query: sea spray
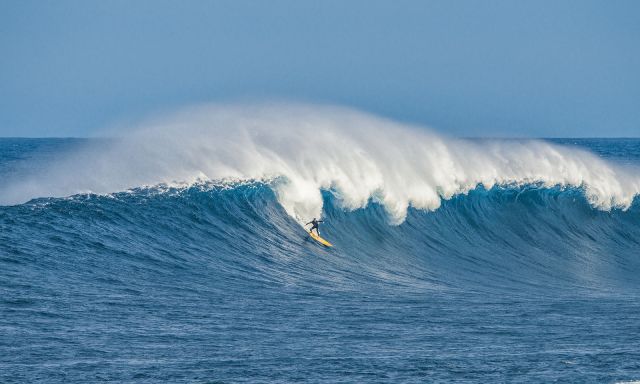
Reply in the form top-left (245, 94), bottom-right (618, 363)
top-left (1, 103), bottom-right (638, 224)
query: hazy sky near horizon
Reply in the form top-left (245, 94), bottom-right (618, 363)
top-left (1, 0), bottom-right (639, 137)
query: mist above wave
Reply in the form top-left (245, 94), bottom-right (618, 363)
top-left (1, 103), bottom-right (638, 223)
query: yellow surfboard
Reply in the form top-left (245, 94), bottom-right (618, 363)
top-left (309, 231), bottom-right (333, 247)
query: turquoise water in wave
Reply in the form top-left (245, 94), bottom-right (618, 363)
top-left (1, 138), bottom-right (640, 383)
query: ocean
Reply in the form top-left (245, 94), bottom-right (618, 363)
top-left (1, 107), bottom-right (640, 383)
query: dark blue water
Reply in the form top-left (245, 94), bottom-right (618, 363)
top-left (1, 138), bottom-right (640, 383)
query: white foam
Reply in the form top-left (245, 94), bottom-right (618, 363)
top-left (2, 103), bottom-right (639, 223)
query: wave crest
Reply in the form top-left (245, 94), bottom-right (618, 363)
top-left (1, 103), bottom-right (639, 223)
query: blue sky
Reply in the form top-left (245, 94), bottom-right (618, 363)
top-left (1, 0), bottom-right (639, 137)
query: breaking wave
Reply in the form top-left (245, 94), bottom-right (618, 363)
top-left (1, 103), bottom-right (639, 226)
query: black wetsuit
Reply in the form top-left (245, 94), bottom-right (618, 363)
top-left (306, 218), bottom-right (323, 235)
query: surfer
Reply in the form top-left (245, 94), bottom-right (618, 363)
top-left (305, 218), bottom-right (324, 236)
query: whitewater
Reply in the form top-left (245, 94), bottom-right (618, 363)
top-left (2, 104), bottom-right (640, 383)
top-left (2, 104), bottom-right (638, 223)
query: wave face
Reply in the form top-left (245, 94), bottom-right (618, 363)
top-left (2, 110), bottom-right (640, 382)
top-left (4, 181), bottom-right (639, 294)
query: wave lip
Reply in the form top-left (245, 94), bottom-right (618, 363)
top-left (1, 103), bottom-right (639, 225)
